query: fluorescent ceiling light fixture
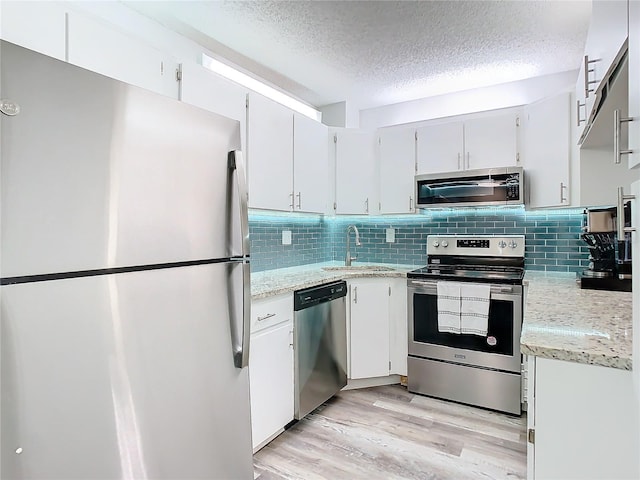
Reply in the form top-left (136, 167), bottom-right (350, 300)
top-left (202, 53), bottom-right (321, 121)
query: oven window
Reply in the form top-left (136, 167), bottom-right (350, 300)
top-left (413, 293), bottom-right (514, 356)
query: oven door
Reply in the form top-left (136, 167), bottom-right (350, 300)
top-left (408, 279), bottom-right (522, 373)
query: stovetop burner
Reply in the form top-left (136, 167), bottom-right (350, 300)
top-left (408, 235), bottom-right (526, 285)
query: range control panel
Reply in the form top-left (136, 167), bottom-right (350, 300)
top-left (427, 235), bottom-right (525, 257)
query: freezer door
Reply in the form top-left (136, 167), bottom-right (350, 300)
top-left (0, 41), bottom-right (245, 278)
top-left (1, 262), bottom-right (253, 479)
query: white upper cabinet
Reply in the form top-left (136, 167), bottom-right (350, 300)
top-left (463, 112), bottom-right (520, 170)
top-left (416, 122), bottom-right (464, 174)
top-left (577, 0), bottom-right (628, 139)
top-left (293, 114), bottom-right (329, 214)
top-left (378, 127), bottom-right (416, 214)
top-left (334, 129), bottom-right (376, 215)
top-left (416, 111), bottom-right (519, 174)
top-left (247, 93), bottom-right (294, 211)
top-left (0, 1), bottom-right (66, 60)
top-left (628, 0), bottom-right (640, 169)
top-left (522, 92), bottom-right (571, 208)
top-left (179, 62), bottom-right (248, 153)
top-left (66, 12), bottom-right (179, 99)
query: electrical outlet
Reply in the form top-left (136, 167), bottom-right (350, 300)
top-left (386, 228), bottom-right (395, 243)
top-left (282, 230), bottom-right (292, 245)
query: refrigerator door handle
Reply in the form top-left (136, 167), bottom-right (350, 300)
top-left (228, 150), bottom-right (250, 258)
top-left (233, 260), bottom-right (251, 369)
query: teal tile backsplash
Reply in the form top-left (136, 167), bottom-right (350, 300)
top-left (249, 207), bottom-right (589, 273)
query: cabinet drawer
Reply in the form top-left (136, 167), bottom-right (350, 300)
top-left (251, 294), bottom-right (293, 334)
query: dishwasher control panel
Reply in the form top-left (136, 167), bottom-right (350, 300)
top-left (293, 280), bottom-right (347, 310)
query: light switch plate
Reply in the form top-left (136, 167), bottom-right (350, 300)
top-left (385, 228), bottom-right (395, 243)
top-left (282, 230), bottom-right (292, 245)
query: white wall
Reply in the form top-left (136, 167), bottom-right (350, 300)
top-left (359, 70), bottom-right (579, 130)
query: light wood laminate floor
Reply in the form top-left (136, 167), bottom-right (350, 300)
top-left (253, 385), bottom-right (526, 480)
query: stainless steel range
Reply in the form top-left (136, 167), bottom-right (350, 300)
top-left (407, 235), bottom-right (525, 415)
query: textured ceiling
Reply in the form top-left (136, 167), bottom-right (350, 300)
top-left (125, 0), bottom-right (591, 111)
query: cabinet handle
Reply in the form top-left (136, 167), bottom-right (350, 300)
top-left (584, 55), bottom-right (598, 98)
top-left (353, 286), bottom-right (358, 304)
top-left (409, 196), bottom-right (413, 211)
top-left (365, 198), bottom-right (369, 213)
top-left (466, 152), bottom-right (470, 169)
top-left (289, 329), bottom-right (294, 348)
top-left (614, 109), bottom-right (634, 164)
top-left (576, 100), bottom-right (586, 126)
top-left (560, 182), bottom-right (567, 203)
top-left (617, 187), bottom-right (636, 240)
top-left (289, 192), bottom-right (294, 209)
top-left (257, 313), bottom-right (276, 322)
top-left (296, 191), bottom-right (301, 209)
top-left (457, 153), bottom-right (461, 170)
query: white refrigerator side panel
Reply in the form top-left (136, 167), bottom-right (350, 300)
top-left (1, 41), bottom-right (243, 278)
top-left (1, 263), bottom-right (253, 479)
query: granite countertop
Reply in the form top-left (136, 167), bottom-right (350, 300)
top-left (521, 271), bottom-right (633, 370)
top-left (251, 261), bottom-right (419, 299)
top-left (252, 263), bottom-right (634, 370)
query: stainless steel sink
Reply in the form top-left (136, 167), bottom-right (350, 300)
top-left (322, 265), bottom-right (395, 272)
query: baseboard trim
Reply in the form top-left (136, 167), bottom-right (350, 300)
top-left (343, 375), bottom-right (402, 390)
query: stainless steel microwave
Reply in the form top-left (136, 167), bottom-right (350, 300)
top-left (415, 167), bottom-right (525, 208)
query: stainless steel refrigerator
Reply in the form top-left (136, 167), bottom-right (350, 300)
top-left (0, 41), bottom-right (253, 479)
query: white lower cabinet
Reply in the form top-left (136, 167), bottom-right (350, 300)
top-left (527, 356), bottom-right (639, 480)
top-left (249, 295), bottom-right (294, 451)
top-left (348, 279), bottom-right (390, 379)
top-left (388, 278), bottom-right (408, 376)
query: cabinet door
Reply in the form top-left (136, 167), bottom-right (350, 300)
top-left (522, 92), bottom-right (571, 208)
top-left (247, 93), bottom-right (294, 211)
top-left (180, 62), bottom-right (247, 153)
top-left (463, 113), bottom-right (519, 170)
top-left (249, 321), bottom-right (294, 451)
top-left (629, 0), bottom-right (640, 169)
top-left (388, 279), bottom-right (408, 376)
top-left (349, 280), bottom-right (390, 379)
top-left (584, 0), bottom-right (628, 112)
top-left (378, 128), bottom-right (416, 214)
top-left (66, 12), bottom-right (179, 99)
top-left (335, 130), bottom-right (376, 215)
top-left (293, 114), bottom-right (329, 214)
top-left (0, 1), bottom-right (66, 60)
top-left (534, 358), bottom-right (639, 480)
top-left (416, 122), bottom-right (463, 174)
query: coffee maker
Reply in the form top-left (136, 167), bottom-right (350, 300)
top-left (579, 204), bottom-right (632, 292)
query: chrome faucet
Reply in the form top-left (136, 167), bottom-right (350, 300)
top-left (345, 225), bottom-right (361, 266)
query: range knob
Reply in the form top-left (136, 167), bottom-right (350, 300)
top-left (498, 240), bottom-right (507, 248)
top-left (509, 240), bottom-right (518, 249)
top-left (432, 240), bottom-right (440, 248)
top-left (441, 240), bottom-right (449, 248)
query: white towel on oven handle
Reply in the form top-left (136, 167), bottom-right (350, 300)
top-left (460, 283), bottom-right (491, 336)
top-left (437, 281), bottom-right (461, 334)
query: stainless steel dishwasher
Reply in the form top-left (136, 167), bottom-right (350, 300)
top-left (293, 280), bottom-right (348, 420)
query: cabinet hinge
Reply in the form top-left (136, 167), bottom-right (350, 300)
top-left (333, 133), bottom-right (337, 143)
top-left (516, 152), bottom-right (520, 163)
top-left (516, 116), bottom-right (521, 127)
top-left (175, 65), bottom-right (182, 82)
top-left (527, 428), bottom-right (535, 444)
top-left (415, 130), bottom-right (418, 141)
